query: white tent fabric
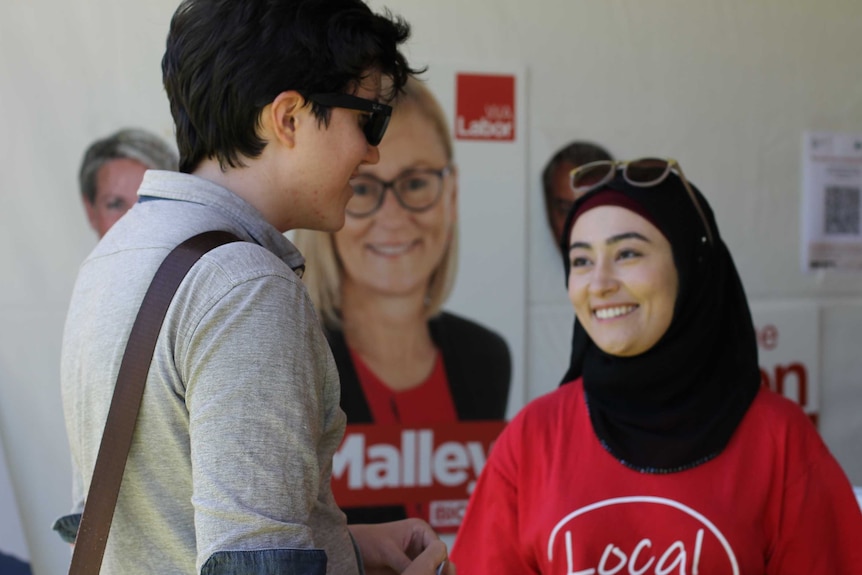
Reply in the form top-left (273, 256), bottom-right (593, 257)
top-left (2, 1), bottom-right (862, 573)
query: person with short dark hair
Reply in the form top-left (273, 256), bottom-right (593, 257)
top-left (78, 127), bottom-right (177, 237)
top-left (541, 141), bottom-right (613, 253)
top-left (55, 1), bottom-right (452, 573)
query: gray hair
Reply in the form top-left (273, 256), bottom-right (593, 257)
top-left (79, 128), bottom-right (178, 203)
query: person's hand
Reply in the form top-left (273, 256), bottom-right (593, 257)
top-left (348, 518), bottom-right (456, 575)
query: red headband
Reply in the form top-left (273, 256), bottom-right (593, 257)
top-left (567, 188), bottom-right (665, 242)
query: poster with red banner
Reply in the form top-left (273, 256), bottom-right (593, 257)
top-left (332, 421), bottom-right (506, 533)
top-left (320, 63), bottom-right (527, 542)
top-left (749, 301), bottom-right (819, 425)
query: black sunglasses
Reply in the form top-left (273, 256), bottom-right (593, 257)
top-left (306, 93), bottom-right (392, 146)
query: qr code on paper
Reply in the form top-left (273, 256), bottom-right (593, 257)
top-left (824, 185), bottom-right (861, 235)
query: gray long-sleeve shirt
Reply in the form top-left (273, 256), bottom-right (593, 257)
top-left (57, 171), bottom-right (360, 574)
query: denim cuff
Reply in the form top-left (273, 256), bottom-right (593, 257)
top-left (201, 548), bottom-right (327, 575)
top-left (52, 515), bottom-right (332, 575)
top-left (52, 513), bottom-right (81, 544)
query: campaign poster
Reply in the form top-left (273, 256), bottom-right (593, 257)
top-left (331, 64), bottom-right (528, 541)
top-left (749, 301), bottom-right (820, 425)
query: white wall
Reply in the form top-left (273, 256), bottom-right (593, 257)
top-left (1, 1), bottom-right (860, 573)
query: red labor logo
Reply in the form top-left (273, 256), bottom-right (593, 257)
top-left (455, 73), bottom-right (516, 142)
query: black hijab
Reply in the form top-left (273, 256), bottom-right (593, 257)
top-left (559, 171), bottom-right (760, 473)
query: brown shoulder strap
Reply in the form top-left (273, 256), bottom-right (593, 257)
top-left (69, 230), bottom-right (242, 575)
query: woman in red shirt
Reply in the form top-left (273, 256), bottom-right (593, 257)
top-left (451, 158), bottom-right (862, 574)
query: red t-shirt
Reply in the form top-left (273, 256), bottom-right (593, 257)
top-left (451, 380), bottom-right (862, 574)
top-left (351, 350), bottom-right (459, 529)
top-left (352, 350), bottom-right (458, 425)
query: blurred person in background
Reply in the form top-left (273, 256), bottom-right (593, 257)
top-left (78, 127), bottom-right (177, 237)
top-left (541, 140), bottom-right (613, 253)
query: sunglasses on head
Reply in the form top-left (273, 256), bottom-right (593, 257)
top-left (306, 93), bottom-right (392, 146)
top-left (569, 158), bottom-right (715, 246)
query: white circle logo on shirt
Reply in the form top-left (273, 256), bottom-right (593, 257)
top-left (547, 496), bottom-right (739, 575)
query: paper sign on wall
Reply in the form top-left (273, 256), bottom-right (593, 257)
top-left (801, 131), bottom-right (862, 272)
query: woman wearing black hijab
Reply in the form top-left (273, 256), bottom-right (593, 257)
top-left (451, 159), bottom-right (862, 574)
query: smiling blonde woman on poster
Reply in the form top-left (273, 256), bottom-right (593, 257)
top-left (294, 77), bottom-right (511, 532)
top-left (450, 158), bottom-right (862, 573)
